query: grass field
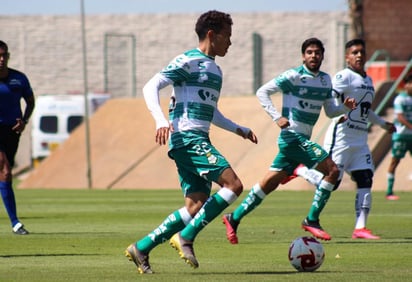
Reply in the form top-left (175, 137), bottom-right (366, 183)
top-left (0, 188), bottom-right (411, 281)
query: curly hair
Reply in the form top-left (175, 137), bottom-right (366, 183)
top-left (301, 37), bottom-right (325, 54)
top-left (195, 10), bottom-right (233, 40)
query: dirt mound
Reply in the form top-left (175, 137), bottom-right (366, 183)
top-left (19, 96), bottom-right (411, 192)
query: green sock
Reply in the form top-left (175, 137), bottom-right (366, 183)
top-left (181, 192), bottom-right (229, 241)
top-left (307, 181), bottom-right (333, 222)
top-left (137, 209), bottom-right (187, 253)
top-left (232, 184), bottom-right (265, 222)
top-left (387, 173), bottom-right (394, 195)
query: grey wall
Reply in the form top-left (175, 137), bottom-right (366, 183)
top-left (1, 12), bottom-right (348, 97)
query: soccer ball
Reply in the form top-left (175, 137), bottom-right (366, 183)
top-left (288, 236), bottom-right (325, 272)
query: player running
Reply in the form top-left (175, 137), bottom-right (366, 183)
top-left (125, 10), bottom-right (257, 274)
top-left (222, 38), bottom-right (356, 243)
top-left (386, 74), bottom-right (412, 200)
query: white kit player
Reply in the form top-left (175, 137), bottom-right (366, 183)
top-left (294, 39), bottom-right (395, 239)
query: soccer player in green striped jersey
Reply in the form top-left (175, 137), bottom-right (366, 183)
top-left (125, 10), bottom-right (257, 274)
top-left (386, 73), bottom-right (412, 200)
top-left (223, 38), bottom-right (356, 243)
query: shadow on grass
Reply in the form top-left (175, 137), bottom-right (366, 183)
top-left (23, 232), bottom-right (119, 235)
top-left (334, 239), bottom-right (412, 244)
top-left (244, 271), bottom-right (329, 275)
top-left (0, 253), bottom-right (100, 258)
top-left (168, 270), bottom-right (337, 275)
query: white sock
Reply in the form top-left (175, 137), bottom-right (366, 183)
top-left (178, 207), bottom-right (193, 225)
top-left (252, 183), bottom-right (267, 199)
top-left (355, 188), bottom-right (371, 229)
top-left (297, 166), bottom-right (324, 186)
top-left (217, 187), bottom-right (238, 204)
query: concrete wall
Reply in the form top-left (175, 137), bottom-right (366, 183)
top-left (0, 12), bottom-right (348, 97)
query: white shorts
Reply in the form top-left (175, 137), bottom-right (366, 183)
top-left (330, 144), bottom-right (374, 180)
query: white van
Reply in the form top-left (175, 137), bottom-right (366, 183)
top-left (31, 93), bottom-right (110, 166)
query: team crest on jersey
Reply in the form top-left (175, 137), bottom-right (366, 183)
top-left (347, 91), bottom-right (373, 124)
top-left (320, 76), bottom-right (328, 86)
top-left (335, 74), bottom-right (343, 81)
top-left (312, 146), bottom-right (323, 157)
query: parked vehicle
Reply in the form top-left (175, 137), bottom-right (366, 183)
top-left (31, 93), bottom-right (110, 166)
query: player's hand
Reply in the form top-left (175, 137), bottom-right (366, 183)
top-left (343, 97), bottom-right (357, 110)
top-left (236, 128), bottom-right (258, 144)
top-left (155, 124), bottom-right (173, 145)
top-left (383, 122), bottom-right (396, 134)
top-left (276, 117), bottom-right (290, 129)
top-left (12, 118), bottom-right (26, 134)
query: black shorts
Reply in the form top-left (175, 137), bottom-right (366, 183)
top-left (0, 125), bottom-right (20, 167)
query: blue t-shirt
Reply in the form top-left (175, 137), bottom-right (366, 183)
top-left (0, 68), bottom-right (33, 125)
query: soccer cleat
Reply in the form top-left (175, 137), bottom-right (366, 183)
top-left (12, 223), bottom-right (29, 235)
top-left (301, 218), bottom-right (332, 241)
top-left (385, 194), bottom-right (399, 201)
top-left (124, 244), bottom-right (153, 274)
top-left (169, 232), bottom-right (199, 269)
top-left (352, 228), bottom-right (380, 240)
top-left (222, 213), bottom-right (239, 244)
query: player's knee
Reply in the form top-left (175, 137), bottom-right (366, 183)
top-left (219, 168), bottom-right (243, 196)
top-left (186, 202), bottom-right (203, 216)
top-left (230, 179), bottom-right (243, 196)
top-left (326, 164), bottom-right (340, 182)
top-left (0, 170), bottom-right (11, 182)
top-left (351, 169), bottom-right (373, 187)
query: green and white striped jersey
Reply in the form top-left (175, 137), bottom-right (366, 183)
top-left (144, 48), bottom-right (244, 150)
top-left (257, 65), bottom-right (346, 142)
top-left (393, 92), bottom-right (412, 141)
top-left (162, 49), bottom-right (221, 149)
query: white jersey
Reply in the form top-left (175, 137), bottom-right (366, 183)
top-left (324, 68), bottom-right (386, 151)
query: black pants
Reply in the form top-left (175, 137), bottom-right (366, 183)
top-left (0, 125), bottom-right (20, 167)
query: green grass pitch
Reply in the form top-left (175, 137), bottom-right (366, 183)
top-left (0, 188), bottom-right (411, 281)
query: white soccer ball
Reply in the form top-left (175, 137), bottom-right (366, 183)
top-left (288, 236), bottom-right (325, 272)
